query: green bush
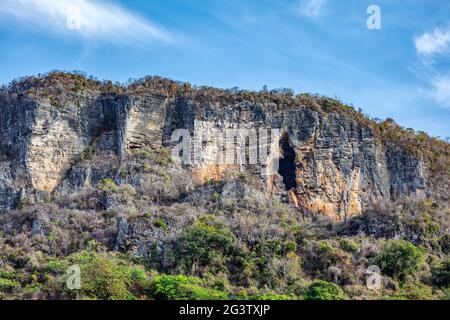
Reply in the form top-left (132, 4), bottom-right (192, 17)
top-left (374, 240), bottom-right (425, 280)
top-left (383, 282), bottom-right (434, 300)
top-left (256, 240), bottom-right (297, 257)
top-left (338, 239), bottom-right (359, 253)
top-left (97, 178), bottom-right (117, 191)
top-left (177, 222), bottom-right (236, 271)
top-left (303, 280), bottom-right (347, 300)
top-left (398, 282), bottom-right (434, 300)
top-left (439, 234), bottom-right (450, 254)
top-left (302, 240), bottom-right (349, 276)
top-left (150, 275), bottom-right (228, 300)
top-left (154, 218), bottom-right (168, 231)
top-left (442, 288), bottom-right (450, 300)
top-left (251, 240), bottom-right (300, 288)
top-left (432, 259), bottom-right (450, 288)
top-left (0, 278), bottom-right (20, 292)
top-left (68, 251), bottom-right (148, 300)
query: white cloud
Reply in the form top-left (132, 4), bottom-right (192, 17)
top-left (296, 0), bottom-right (326, 18)
top-left (414, 27), bottom-right (450, 56)
top-left (413, 26), bottom-right (450, 110)
top-left (0, 0), bottom-right (172, 44)
top-left (430, 76), bottom-right (450, 109)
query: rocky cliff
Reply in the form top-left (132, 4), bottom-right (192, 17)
top-left (0, 72), bottom-right (439, 221)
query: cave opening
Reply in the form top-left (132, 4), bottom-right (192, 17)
top-left (278, 135), bottom-right (297, 190)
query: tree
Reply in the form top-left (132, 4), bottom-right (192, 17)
top-left (374, 240), bottom-right (425, 280)
top-left (177, 222), bottom-right (235, 273)
top-left (303, 280), bottom-right (347, 300)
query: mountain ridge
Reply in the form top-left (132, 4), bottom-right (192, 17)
top-left (0, 71), bottom-right (448, 217)
top-left (0, 71), bottom-right (449, 300)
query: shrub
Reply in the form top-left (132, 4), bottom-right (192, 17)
top-left (303, 280), bottom-right (347, 300)
top-left (398, 282), bottom-right (434, 300)
top-left (44, 258), bottom-right (67, 273)
top-left (0, 278), bottom-right (20, 292)
top-left (97, 178), bottom-right (117, 191)
top-left (302, 240), bottom-right (350, 276)
top-left (177, 222), bottom-right (236, 272)
top-left (68, 251), bottom-right (148, 300)
top-left (439, 234), bottom-right (450, 254)
top-left (154, 218), bottom-right (168, 231)
top-left (338, 238), bottom-right (359, 253)
top-left (251, 240), bottom-right (300, 288)
top-left (256, 240), bottom-right (297, 257)
top-left (374, 240), bottom-right (425, 280)
top-left (442, 288), bottom-right (450, 300)
top-left (150, 275), bottom-right (228, 300)
top-left (431, 259), bottom-right (450, 288)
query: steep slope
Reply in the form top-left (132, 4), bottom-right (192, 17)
top-left (0, 72), bottom-right (440, 220)
top-left (0, 72), bottom-right (449, 300)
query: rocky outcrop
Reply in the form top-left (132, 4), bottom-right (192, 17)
top-left (0, 74), bottom-right (430, 220)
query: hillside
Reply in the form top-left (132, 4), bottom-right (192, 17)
top-left (0, 71), bottom-right (449, 300)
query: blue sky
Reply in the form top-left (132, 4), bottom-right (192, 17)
top-left (0, 0), bottom-right (449, 138)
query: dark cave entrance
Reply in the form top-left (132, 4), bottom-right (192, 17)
top-left (278, 135), bottom-right (297, 190)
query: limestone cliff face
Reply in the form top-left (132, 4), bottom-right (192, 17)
top-left (0, 75), bottom-right (429, 220)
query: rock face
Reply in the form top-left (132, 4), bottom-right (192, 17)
top-left (0, 74), bottom-right (429, 220)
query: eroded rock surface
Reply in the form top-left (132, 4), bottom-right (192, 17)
top-left (0, 74), bottom-right (430, 220)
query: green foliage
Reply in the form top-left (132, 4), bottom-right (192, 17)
top-left (68, 251), bottom-right (149, 300)
top-left (24, 282), bottom-right (41, 295)
top-left (431, 259), bottom-right (450, 288)
top-left (256, 240), bottom-right (297, 257)
top-left (150, 275), bottom-right (228, 300)
top-left (132, 149), bottom-right (152, 159)
top-left (97, 178), bottom-right (117, 191)
top-left (302, 240), bottom-right (349, 276)
top-left (131, 147), bottom-right (172, 166)
top-left (303, 280), bottom-right (347, 300)
top-left (211, 191), bottom-right (221, 201)
top-left (397, 282), bottom-right (434, 300)
top-left (374, 240), bottom-right (425, 280)
top-left (156, 148), bottom-right (172, 166)
top-left (439, 234), bottom-right (450, 254)
top-left (177, 221), bottom-right (236, 271)
top-left (154, 218), bottom-right (168, 231)
top-left (338, 238), bottom-right (359, 253)
top-left (49, 96), bottom-right (61, 109)
top-left (0, 277), bottom-right (20, 292)
top-left (44, 258), bottom-right (67, 273)
top-left (251, 240), bottom-right (300, 288)
top-left (442, 288), bottom-right (450, 300)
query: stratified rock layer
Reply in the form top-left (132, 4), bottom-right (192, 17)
top-left (0, 75), bottom-right (428, 220)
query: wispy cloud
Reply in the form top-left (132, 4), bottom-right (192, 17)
top-left (430, 76), bottom-right (450, 109)
top-left (413, 26), bottom-right (450, 109)
top-left (0, 0), bottom-right (172, 44)
top-left (414, 26), bottom-right (450, 56)
top-left (296, 0), bottom-right (327, 18)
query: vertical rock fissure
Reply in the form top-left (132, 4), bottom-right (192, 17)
top-left (279, 135), bottom-right (297, 190)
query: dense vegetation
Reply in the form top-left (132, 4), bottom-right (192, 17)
top-left (0, 71), bottom-right (449, 300)
top-left (0, 144), bottom-right (447, 300)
